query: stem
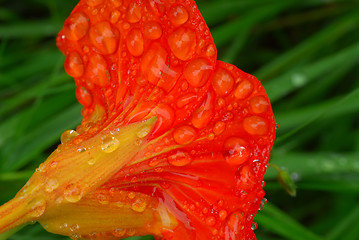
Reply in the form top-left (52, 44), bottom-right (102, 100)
top-left (0, 223), bottom-right (27, 240)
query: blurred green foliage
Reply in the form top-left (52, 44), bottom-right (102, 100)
top-left (1, 0), bottom-right (359, 239)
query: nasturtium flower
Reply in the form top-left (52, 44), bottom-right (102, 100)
top-left (0, 0), bottom-right (275, 239)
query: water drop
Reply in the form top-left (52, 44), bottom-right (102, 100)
top-left (86, 0), bottom-right (104, 6)
top-left (87, 157), bottom-right (96, 165)
top-left (137, 124), bottom-right (152, 139)
top-left (89, 22), bottom-right (118, 54)
top-left (101, 136), bottom-right (120, 153)
top-left (76, 86), bottom-right (93, 107)
top-left (131, 198), bottom-right (147, 212)
top-left (65, 52), bottom-right (84, 78)
top-left (206, 216), bottom-right (216, 226)
top-left (126, 28), bottom-right (144, 57)
top-left (45, 178), bottom-right (59, 193)
top-left (97, 193), bottom-right (109, 205)
top-left (64, 184), bottom-right (83, 203)
top-left (184, 58), bottom-right (213, 87)
top-left (28, 198), bottom-right (46, 218)
top-left (243, 116), bottom-right (268, 135)
top-left (234, 80), bottom-right (253, 99)
top-left (169, 4), bottom-right (189, 25)
top-left (63, 12), bottom-right (89, 41)
top-left (173, 125), bottom-right (196, 145)
top-left (219, 210), bottom-right (227, 221)
top-left (144, 21), bottom-right (162, 40)
top-left (113, 228), bottom-right (126, 237)
top-left (61, 130), bottom-right (79, 144)
top-left (213, 121), bottom-right (226, 135)
top-left (212, 67), bottom-right (234, 96)
top-left (224, 137), bottom-right (251, 165)
top-left (249, 96), bottom-right (269, 114)
top-left (127, 2), bottom-right (141, 23)
top-left (168, 27), bottom-right (196, 60)
top-left (251, 222), bottom-right (258, 230)
top-left (168, 151), bottom-right (192, 167)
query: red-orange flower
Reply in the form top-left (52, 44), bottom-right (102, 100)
top-left (0, 0), bottom-right (275, 239)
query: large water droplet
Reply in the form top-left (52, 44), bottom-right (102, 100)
top-left (137, 124), bottom-right (152, 139)
top-left (61, 130), bottom-right (79, 144)
top-left (144, 21), bottom-right (162, 40)
top-left (127, 2), bottom-right (142, 23)
top-left (126, 28), bottom-right (144, 57)
top-left (63, 12), bottom-right (89, 41)
top-left (28, 198), bottom-right (46, 218)
top-left (45, 178), bottom-right (59, 193)
top-left (101, 136), bottom-right (120, 153)
top-left (234, 80), bottom-right (253, 99)
top-left (168, 27), bottom-right (196, 61)
top-left (243, 116), bottom-right (268, 135)
top-left (249, 96), bottom-right (269, 114)
top-left (64, 184), bottom-right (83, 203)
top-left (173, 125), bottom-right (196, 145)
top-left (89, 22), bottom-right (118, 54)
top-left (212, 67), bottom-right (234, 96)
top-left (131, 198), bottom-right (147, 212)
top-left (224, 137), bottom-right (251, 165)
top-left (168, 151), bottom-right (192, 167)
top-left (65, 52), bottom-right (84, 78)
top-left (169, 4), bottom-right (189, 25)
top-left (206, 216), bottom-right (216, 226)
top-left (184, 58), bottom-right (213, 87)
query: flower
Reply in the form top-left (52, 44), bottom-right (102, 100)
top-left (0, 0), bottom-right (275, 239)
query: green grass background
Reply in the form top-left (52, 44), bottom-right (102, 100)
top-left (1, 0), bottom-right (359, 239)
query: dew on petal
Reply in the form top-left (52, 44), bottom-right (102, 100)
top-left (86, 0), bottom-right (104, 6)
top-left (224, 137), bottom-right (250, 165)
top-left (234, 80), bottom-right (253, 99)
top-left (131, 198), bottom-right (147, 212)
top-left (137, 124), bottom-right (152, 139)
top-left (64, 184), bottom-right (83, 203)
top-left (89, 22), bottom-right (118, 54)
top-left (110, 10), bottom-right (121, 24)
top-left (173, 125), bottom-right (196, 145)
top-left (126, 28), bottom-right (144, 57)
top-left (213, 121), bottom-right (226, 135)
top-left (168, 151), bottom-right (192, 167)
top-left (63, 12), bottom-right (89, 41)
top-left (219, 210), bottom-right (228, 221)
top-left (212, 67), bottom-right (234, 96)
top-left (206, 216), bottom-right (216, 226)
top-left (28, 198), bottom-right (46, 219)
top-left (184, 58), bottom-right (213, 87)
top-left (168, 27), bottom-right (196, 61)
top-left (169, 4), bottom-right (189, 26)
top-left (243, 116), bottom-right (268, 135)
top-left (60, 130), bottom-right (79, 144)
top-left (176, 93), bottom-right (197, 108)
top-left (250, 96), bottom-right (269, 114)
top-left (64, 52), bottom-right (84, 78)
top-left (45, 178), bottom-right (59, 193)
top-left (76, 87), bottom-right (93, 107)
top-left (87, 53), bottom-right (110, 87)
top-left (113, 228), bottom-right (126, 237)
top-left (144, 21), bottom-right (162, 40)
top-left (101, 136), bottom-right (120, 153)
top-left (127, 2), bottom-right (141, 23)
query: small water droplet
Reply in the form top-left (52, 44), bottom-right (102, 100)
top-left (87, 157), bottom-right (97, 165)
top-left (131, 198), bottom-right (147, 212)
top-left (206, 216), bottom-right (216, 226)
top-left (112, 228), bottom-right (126, 237)
top-left (168, 151), bottom-right (192, 167)
top-left (61, 130), bottom-right (79, 143)
top-left (101, 136), bottom-right (120, 153)
top-left (28, 198), bottom-right (46, 218)
top-left (251, 222), bottom-right (258, 230)
top-left (97, 193), bottom-right (109, 205)
top-left (168, 27), bottom-right (196, 61)
top-left (137, 125), bottom-right (152, 139)
top-left (45, 178), bottom-right (59, 193)
top-left (64, 184), bottom-right (83, 203)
